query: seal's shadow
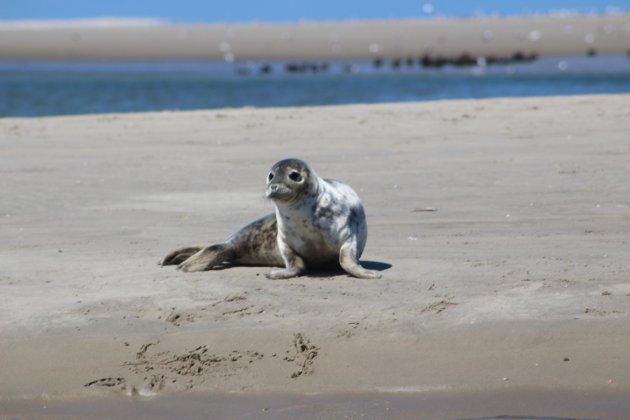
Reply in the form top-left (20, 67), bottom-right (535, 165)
top-left (208, 261), bottom-right (392, 278)
top-left (303, 260), bottom-right (392, 279)
top-left (360, 260), bottom-right (393, 271)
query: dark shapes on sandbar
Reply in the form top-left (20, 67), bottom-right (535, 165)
top-left (285, 61), bottom-right (330, 74)
top-left (419, 51), bottom-right (538, 68)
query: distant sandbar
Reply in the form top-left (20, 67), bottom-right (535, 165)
top-left (1, 14), bottom-right (629, 61)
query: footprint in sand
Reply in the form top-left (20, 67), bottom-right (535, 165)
top-left (138, 374), bottom-right (166, 397)
top-left (284, 333), bottom-right (319, 378)
top-left (84, 377), bottom-right (126, 388)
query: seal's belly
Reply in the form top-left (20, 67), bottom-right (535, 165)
top-left (283, 218), bottom-right (343, 267)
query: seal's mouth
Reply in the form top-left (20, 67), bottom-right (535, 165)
top-left (266, 184), bottom-right (293, 200)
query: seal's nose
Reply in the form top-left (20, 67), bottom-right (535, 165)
top-left (266, 183), bottom-right (279, 198)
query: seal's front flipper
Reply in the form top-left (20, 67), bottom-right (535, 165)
top-left (266, 241), bottom-right (305, 279)
top-left (178, 243), bottom-right (234, 272)
top-left (265, 265), bottom-right (304, 279)
top-left (339, 240), bottom-right (382, 279)
top-left (161, 246), bottom-right (203, 266)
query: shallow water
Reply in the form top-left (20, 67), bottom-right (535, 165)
top-left (1, 389), bottom-right (629, 420)
top-left (1, 56), bottom-right (630, 117)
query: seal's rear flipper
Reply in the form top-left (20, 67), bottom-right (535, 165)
top-left (178, 243), bottom-right (234, 272)
top-left (161, 246), bottom-right (203, 266)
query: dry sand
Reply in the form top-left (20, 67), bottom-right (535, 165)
top-left (1, 14), bottom-right (630, 60)
top-left (1, 94), bottom-right (630, 416)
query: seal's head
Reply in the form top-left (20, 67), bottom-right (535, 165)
top-left (266, 158), bottom-right (317, 203)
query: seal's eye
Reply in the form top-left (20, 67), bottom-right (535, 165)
top-left (288, 171), bottom-right (302, 182)
top-left (267, 172), bottom-right (274, 181)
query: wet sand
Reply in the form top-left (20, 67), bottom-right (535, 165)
top-left (1, 94), bottom-right (630, 417)
top-left (1, 14), bottom-right (629, 60)
top-left (3, 388), bottom-right (630, 420)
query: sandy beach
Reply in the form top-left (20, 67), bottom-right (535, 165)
top-left (1, 94), bottom-right (630, 417)
top-left (1, 14), bottom-right (630, 60)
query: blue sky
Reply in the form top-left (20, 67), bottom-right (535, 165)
top-left (1, 0), bottom-right (629, 23)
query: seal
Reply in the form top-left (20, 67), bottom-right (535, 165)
top-left (162, 158), bottom-right (381, 279)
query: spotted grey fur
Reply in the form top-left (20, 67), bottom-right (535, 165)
top-left (162, 158), bottom-right (381, 279)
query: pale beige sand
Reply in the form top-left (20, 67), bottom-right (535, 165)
top-left (1, 14), bottom-right (629, 60)
top-left (1, 95), bottom-right (630, 405)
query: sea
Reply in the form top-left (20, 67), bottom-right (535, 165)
top-left (1, 55), bottom-right (630, 117)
